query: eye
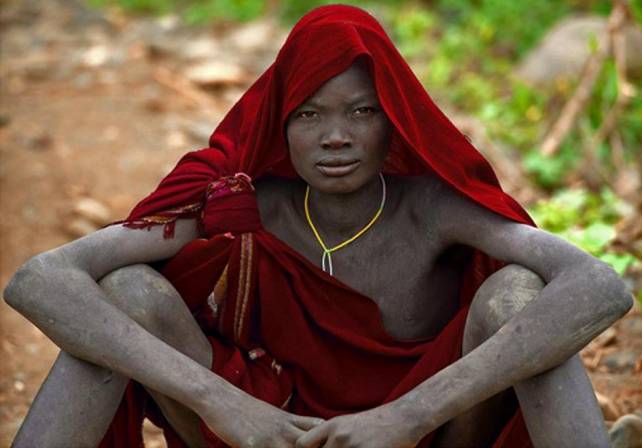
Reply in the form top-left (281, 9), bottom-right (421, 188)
top-left (295, 110), bottom-right (318, 119)
top-left (354, 106), bottom-right (377, 116)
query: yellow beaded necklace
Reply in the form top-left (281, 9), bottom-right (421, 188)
top-left (304, 173), bottom-right (386, 276)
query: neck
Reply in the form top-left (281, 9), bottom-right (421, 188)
top-left (306, 174), bottom-right (384, 243)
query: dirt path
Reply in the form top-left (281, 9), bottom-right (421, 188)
top-left (0, 1), bottom-right (640, 446)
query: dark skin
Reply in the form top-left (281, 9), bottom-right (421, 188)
top-left (4, 62), bottom-right (631, 447)
top-left (273, 65), bottom-right (461, 341)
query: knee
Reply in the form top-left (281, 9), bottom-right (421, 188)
top-left (464, 264), bottom-right (544, 350)
top-left (98, 264), bottom-right (183, 337)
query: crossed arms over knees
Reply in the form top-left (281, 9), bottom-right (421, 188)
top-left (294, 188), bottom-right (632, 447)
top-left (3, 221), bottom-right (324, 447)
top-left (3, 188), bottom-right (633, 447)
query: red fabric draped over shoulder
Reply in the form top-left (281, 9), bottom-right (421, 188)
top-left (122, 5), bottom-right (532, 232)
top-left (101, 5), bottom-right (534, 448)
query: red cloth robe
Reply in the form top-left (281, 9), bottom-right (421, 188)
top-left (100, 5), bottom-right (534, 447)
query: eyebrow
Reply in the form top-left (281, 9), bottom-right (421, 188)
top-left (299, 92), bottom-right (379, 108)
top-left (346, 92), bottom-right (379, 105)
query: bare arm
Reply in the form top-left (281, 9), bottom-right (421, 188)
top-left (3, 222), bottom-right (228, 418)
top-left (439, 187), bottom-right (632, 359)
top-left (391, 188), bottom-right (633, 435)
top-left (3, 221), bottom-right (321, 445)
top-left (296, 186), bottom-right (632, 447)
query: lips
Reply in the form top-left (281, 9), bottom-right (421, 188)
top-left (316, 158), bottom-right (361, 177)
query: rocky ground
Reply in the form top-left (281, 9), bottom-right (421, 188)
top-left (0, 0), bottom-right (640, 446)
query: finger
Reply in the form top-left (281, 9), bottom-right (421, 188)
top-left (293, 416), bottom-right (325, 430)
top-left (284, 424), bottom-right (306, 441)
top-left (295, 424), bottom-right (330, 448)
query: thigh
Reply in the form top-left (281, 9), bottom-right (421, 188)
top-left (99, 264), bottom-right (213, 365)
top-left (433, 265), bottom-right (543, 447)
top-left (99, 264), bottom-right (213, 447)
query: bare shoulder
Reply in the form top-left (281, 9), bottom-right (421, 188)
top-left (402, 174), bottom-right (469, 210)
top-left (402, 175), bottom-right (615, 284)
top-left (254, 175), bottom-right (303, 221)
top-left (394, 173), bottom-right (458, 229)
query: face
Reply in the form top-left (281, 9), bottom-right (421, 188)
top-left (286, 61), bottom-right (392, 194)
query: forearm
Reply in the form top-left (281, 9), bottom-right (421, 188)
top-left (396, 260), bottom-right (631, 437)
top-left (4, 256), bottom-right (248, 424)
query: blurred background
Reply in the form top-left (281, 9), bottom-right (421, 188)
top-left (0, 0), bottom-right (640, 445)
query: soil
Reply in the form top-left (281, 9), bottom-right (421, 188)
top-left (0, 1), bottom-right (640, 446)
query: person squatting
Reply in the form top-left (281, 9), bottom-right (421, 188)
top-left (5, 5), bottom-right (632, 448)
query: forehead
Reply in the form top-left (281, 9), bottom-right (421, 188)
top-left (302, 62), bottom-right (378, 105)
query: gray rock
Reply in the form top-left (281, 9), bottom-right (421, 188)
top-left (66, 218), bottom-right (100, 238)
top-left (602, 349), bottom-right (639, 372)
top-left (183, 37), bottom-right (221, 60)
top-left (126, 16), bottom-right (185, 60)
top-left (184, 61), bottom-right (249, 87)
top-left (516, 16), bottom-right (642, 85)
top-left (610, 414), bottom-right (642, 448)
top-left (620, 315), bottom-right (642, 337)
top-left (73, 198), bottom-right (112, 226)
top-left (224, 19), bottom-right (278, 52)
top-left (180, 120), bottom-right (214, 143)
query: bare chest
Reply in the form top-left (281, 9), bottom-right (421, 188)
top-left (256, 177), bottom-right (467, 341)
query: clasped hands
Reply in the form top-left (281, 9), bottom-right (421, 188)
top-left (294, 403), bottom-right (422, 448)
top-left (206, 394), bottom-right (423, 448)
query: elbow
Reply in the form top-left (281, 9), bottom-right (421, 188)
top-left (3, 254), bottom-right (50, 312)
top-left (590, 260), bottom-right (633, 322)
top-left (612, 285), bottom-right (633, 319)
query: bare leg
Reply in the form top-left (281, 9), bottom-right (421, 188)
top-left (435, 264), bottom-right (609, 447)
top-left (12, 351), bottom-right (128, 448)
top-left (12, 264), bottom-right (213, 448)
top-left (97, 265), bottom-right (213, 447)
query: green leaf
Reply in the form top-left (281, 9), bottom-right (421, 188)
top-left (576, 222), bottom-right (616, 254)
top-left (598, 253), bottom-right (636, 276)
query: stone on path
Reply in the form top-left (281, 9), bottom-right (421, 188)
top-left (73, 198), bottom-right (112, 226)
top-left (225, 19), bottom-right (278, 52)
top-left (602, 348), bottom-right (639, 373)
top-left (183, 37), bottom-right (221, 60)
top-left (66, 218), bottom-right (100, 238)
top-left (185, 61), bottom-right (249, 87)
top-left (610, 413), bottom-right (642, 448)
top-left (516, 16), bottom-right (642, 85)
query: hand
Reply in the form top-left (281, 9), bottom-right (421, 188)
top-left (295, 402), bottom-right (422, 448)
top-left (201, 392), bottom-right (324, 448)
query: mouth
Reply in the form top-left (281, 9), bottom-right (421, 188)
top-left (316, 158), bottom-right (361, 177)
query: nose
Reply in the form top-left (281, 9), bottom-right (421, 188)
top-left (320, 123), bottom-right (352, 150)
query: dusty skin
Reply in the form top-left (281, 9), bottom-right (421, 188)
top-left (4, 59), bottom-right (633, 448)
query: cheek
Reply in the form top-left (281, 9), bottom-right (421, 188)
top-left (366, 119), bottom-right (392, 159)
top-left (377, 116), bottom-right (393, 139)
top-left (286, 127), bottom-right (310, 168)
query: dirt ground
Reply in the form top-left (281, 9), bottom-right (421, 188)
top-left (0, 1), bottom-right (640, 446)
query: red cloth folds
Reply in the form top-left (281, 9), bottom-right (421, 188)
top-left (101, 5), bottom-right (534, 447)
top-left (201, 173), bottom-right (262, 236)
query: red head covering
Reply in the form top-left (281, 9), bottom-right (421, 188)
top-left (123, 4), bottom-right (533, 236)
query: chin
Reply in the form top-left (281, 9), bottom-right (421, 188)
top-left (315, 173), bottom-right (374, 195)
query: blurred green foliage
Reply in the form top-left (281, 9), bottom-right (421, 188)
top-left (87, 0), bottom-right (642, 287)
top-left (528, 188), bottom-right (637, 275)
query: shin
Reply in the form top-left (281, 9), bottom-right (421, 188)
top-left (12, 264), bottom-right (212, 448)
top-left (436, 264), bottom-right (608, 447)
